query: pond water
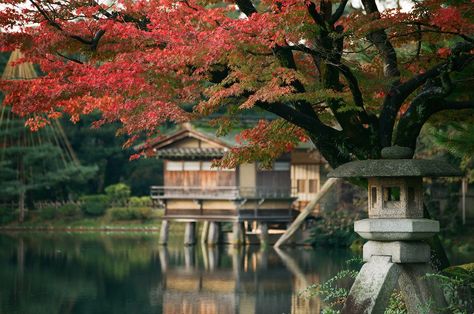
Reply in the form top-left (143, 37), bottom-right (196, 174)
top-left (0, 232), bottom-right (357, 314)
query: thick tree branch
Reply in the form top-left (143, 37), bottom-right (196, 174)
top-left (361, 0), bottom-right (400, 78)
top-left (255, 101), bottom-right (354, 167)
top-left (395, 97), bottom-right (474, 149)
top-left (379, 42), bottom-right (474, 147)
top-left (330, 0), bottom-right (348, 24)
top-left (305, 1), bottom-right (325, 27)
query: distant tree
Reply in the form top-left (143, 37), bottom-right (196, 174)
top-left (0, 106), bottom-right (96, 222)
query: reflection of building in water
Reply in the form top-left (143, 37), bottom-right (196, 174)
top-left (153, 246), bottom-right (319, 314)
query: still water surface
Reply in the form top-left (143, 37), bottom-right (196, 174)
top-left (0, 232), bottom-right (357, 314)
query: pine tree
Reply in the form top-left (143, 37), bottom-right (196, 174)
top-left (0, 51), bottom-right (96, 222)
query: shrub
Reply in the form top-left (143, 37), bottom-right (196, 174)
top-left (309, 210), bottom-right (365, 247)
top-left (79, 195), bottom-right (109, 216)
top-left (109, 206), bottom-right (154, 221)
top-left (109, 207), bottom-right (135, 220)
top-left (135, 207), bottom-right (153, 220)
top-left (129, 196), bottom-right (152, 207)
top-left (105, 183), bottom-right (131, 206)
top-left (40, 206), bottom-right (57, 220)
top-left (57, 203), bottom-right (81, 218)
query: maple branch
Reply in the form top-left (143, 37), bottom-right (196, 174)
top-left (305, 1), bottom-right (325, 27)
top-left (379, 42), bottom-right (474, 147)
top-left (255, 101), bottom-right (354, 167)
top-left (395, 97), bottom-right (474, 149)
top-left (56, 52), bottom-right (83, 64)
top-left (336, 63), bottom-right (364, 108)
top-left (360, 0), bottom-right (400, 78)
top-left (330, 0), bottom-right (348, 24)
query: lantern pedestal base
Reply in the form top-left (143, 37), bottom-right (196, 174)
top-left (342, 256), bottom-right (447, 314)
top-left (355, 218), bottom-right (439, 241)
top-left (363, 241), bottom-right (431, 263)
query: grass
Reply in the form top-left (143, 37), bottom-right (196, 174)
top-left (0, 208), bottom-right (168, 231)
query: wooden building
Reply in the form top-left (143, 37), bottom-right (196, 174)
top-left (146, 124), bottom-right (326, 245)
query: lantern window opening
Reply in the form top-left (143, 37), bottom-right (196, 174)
top-left (383, 186), bottom-right (401, 203)
top-left (371, 187), bottom-right (377, 208)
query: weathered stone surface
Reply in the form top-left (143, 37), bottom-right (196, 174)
top-left (342, 256), bottom-right (401, 314)
top-left (381, 146), bottom-right (414, 159)
top-left (328, 159), bottom-right (462, 178)
top-left (355, 219), bottom-right (439, 241)
top-left (363, 241), bottom-right (431, 263)
top-left (398, 263), bottom-right (448, 314)
top-left (368, 177), bottom-right (423, 219)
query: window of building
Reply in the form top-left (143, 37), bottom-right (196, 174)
top-left (183, 161), bottom-right (200, 171)
top-left (166, 161), bottom-right (183, 171)
top-left (201, 161), bottom-right (216, 171)
top-left (297, 179), bottom-right (306, 193)
top-left (274, 162), bottom-right (290, 171)
top-left (308, 179), bottom-right (319, 193)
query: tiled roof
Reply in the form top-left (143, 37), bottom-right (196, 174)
top-left (155, 147), bottom-right (226, 159)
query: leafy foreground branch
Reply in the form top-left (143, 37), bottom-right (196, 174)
top-left (300, 259), bottom-right (474, 313)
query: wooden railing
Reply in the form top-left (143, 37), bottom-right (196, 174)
top-left (150, 186), bottom-right (295, 200)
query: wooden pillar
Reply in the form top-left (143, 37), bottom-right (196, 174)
top-left (159, 220), bottom-right (169, 245)
top-left (259, 222), bottom-right (269, 247)
top-left (232, 222), bottom-right (245, 246)
top-left (184, 221), bottom-right (196, 246)
top-left (201, 221), bottom-right (210, 245)
top-left (208, 222), bottom-right (220, 246)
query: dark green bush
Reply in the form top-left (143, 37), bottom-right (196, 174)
top-left (57, 203), bottom-right (81, 218)
top-left (309, 210), bottom-right (365, 247)
top-left (109, 207), bottom-right (153, 221)
top-left (40, 206), bottom-right (57, 220)
top-left (129, 196), bottom-right (152, 207)
top-left (105, 183), bottom-right (131, 206)
top-left (135, 207), bottom-right (153, 220)
top-left (109, 207), bottom-right (135, 220)
top-left (79, 195), bottom-right (109, 216)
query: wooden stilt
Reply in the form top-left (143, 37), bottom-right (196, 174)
top-left (231, 222), bottom-right (245, 246)
top-left (259, 222), bottom-right (269, 247)
top-left (159, 220), bottom-right (169, 245)
top-left (184, 221), bottom-right (196, 246)
top-left (201, 221), bottom-right (210, 245)
top-left (208, 221), bottom-right (220, 246)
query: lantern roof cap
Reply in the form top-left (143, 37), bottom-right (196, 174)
top-left (328, 146), bottom-right (463, 178)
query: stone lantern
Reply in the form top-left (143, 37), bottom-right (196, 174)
top-left (328, 146), bottom-right (462, 314)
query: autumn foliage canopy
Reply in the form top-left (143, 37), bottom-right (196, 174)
top-left (0, 0), bottom-right (473, 167)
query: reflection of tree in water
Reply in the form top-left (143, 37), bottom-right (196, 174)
top-left (0, 234), bottom-right (356, 314)
top-left (0, 233), bottom-right (163, 314)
